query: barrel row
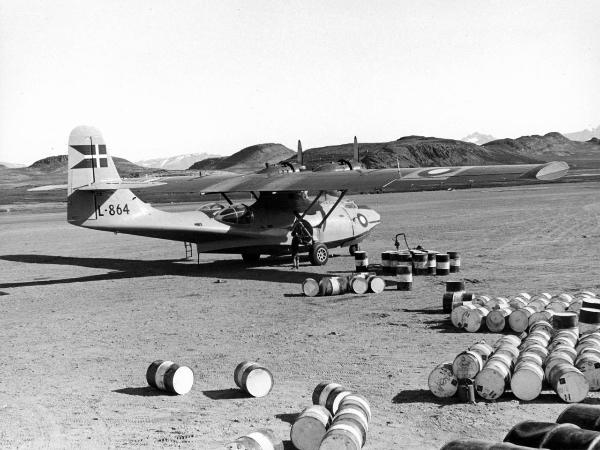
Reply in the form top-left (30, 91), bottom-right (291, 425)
top-left (446, 290), bottom-right (599, 334)
top-left (442, 403), bottom-right (600, 449)
top-left (378, 249), bottom-right (461, 276)
top-left (146, 359), bottom-right (273, 398)
top-left (302, 274), bottom-right (386, 297)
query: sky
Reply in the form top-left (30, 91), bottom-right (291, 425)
top-left (1, 0), bottom-right (599, 165)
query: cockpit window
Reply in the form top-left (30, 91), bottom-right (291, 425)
top-left (197, 202), bottom-right (226, 218)
top-left (214, 203), bottom-right (254, 224)
top-left (343, 201), bottom-right (358, 208)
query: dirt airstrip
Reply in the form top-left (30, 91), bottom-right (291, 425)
top-left (1, 182), bottom-right (600, 449)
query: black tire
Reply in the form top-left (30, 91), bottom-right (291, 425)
top-left (349, 244), bottom-right (360, 256)
top-left (241, 253), bottom-right (260, 264)
top-left (309, 242), bottom-right (329, 266)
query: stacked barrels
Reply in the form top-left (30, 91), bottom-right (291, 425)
top-left (354, 251), bottom-right (369, 272)
top-left (545, 325), bottom-right (589, 403)
top-left (510, 321), bottom-right (550, 401)
top-left (428, 339), bottom-right (492, 400)
top-left (474, 335), bottom-right (521, 400)
top-left (575, 332), bottom-right (600, 391)
top-left (308, 382), bottom-right (371, 450)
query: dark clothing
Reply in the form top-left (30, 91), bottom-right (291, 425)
top-left (291, 235), bottom-right (300, 255)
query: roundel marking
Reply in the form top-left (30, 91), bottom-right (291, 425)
top-left (357, 213), bottom-right (368, 227)
top-left (427, 168), bottom-right (452, 175)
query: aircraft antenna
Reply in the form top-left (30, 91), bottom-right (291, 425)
top-left (297, 140), bottom-right (303, 166)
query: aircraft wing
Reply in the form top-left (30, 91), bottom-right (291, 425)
top-left (146, 161), bottom-right (568, 194)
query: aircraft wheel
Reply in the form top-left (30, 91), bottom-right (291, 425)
top-left (309, 243), bottom-right (329, 266)
top-left (349, 244), bottom-right (360, 256)
top-left (241, 253), bottom-right (260, 264)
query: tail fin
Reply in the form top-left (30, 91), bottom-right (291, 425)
top-left (68, 126), bottom-right (120, 195)
top-left (353, 136), bottom-right (359, 161)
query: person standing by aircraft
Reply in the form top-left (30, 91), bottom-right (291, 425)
top-left (291, 228), bottom-right (300, 269)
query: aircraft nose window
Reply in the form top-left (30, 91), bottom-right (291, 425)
top-left (214, 204), bottom-right (254, 224)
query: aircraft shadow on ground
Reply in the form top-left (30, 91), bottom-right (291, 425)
top-left (0, 254), bottom-right (322, 289)
top-left (113, 386), bottom-right (171, 397)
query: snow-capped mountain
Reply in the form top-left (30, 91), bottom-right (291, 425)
top-left (460, 132), bottom-right (496, 146)
top-left (135, 153), bottom-right (219, 170)
top-left (564, 125), bottom-right (600, 142)
top-left (0, 161), bottom-right (26, 168)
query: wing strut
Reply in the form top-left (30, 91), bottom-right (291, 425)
top-left (221, 193), bottom-right (233, 205)
top-left (317, 190), bottom-right (347, 228)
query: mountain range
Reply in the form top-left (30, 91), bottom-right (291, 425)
top-left (135, 152), bottom-right (219, 170)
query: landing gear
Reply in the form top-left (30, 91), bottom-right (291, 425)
top-left (349, 244), bottom-right (360, 256)
top-left (309, 242), bottom-right (329, 266)
top-left (241, 253), bottom-right (261, 264)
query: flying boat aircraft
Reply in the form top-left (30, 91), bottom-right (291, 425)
top-left (59, 126), bottom-right (568, 266)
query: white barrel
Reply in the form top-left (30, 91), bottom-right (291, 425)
top-left (548, 363), bottom-right (590, 403)
top-left (350, 275), bottom-right (369, 294)
top-left (462, 306), bottom-right (489, 333)
top-left (495, 335), bottom-right (522, 348)
top-left (452, 351), bottom-right (484, 380)
top-left (367, 275), bottom-right (385, 294)
top-left (474, 360), bottom-right (511, 400)
top-left (509, 297), bottom-right (529, 310)
top-left (319, 277), bottom-right (345, 296)
top-left (146, 360), bottom-right (194, 395)
top-left (575, 352), bottom-right (600, 391)
top-left (291, 405), bottom-right (332, 450)
top-left (508, 307), bottom-right (535, 333)
top-left (517, 351), bottom-right (544, 367)
top-left (473, 295), bottom-right (491, 306)
top-left (226, 429), bottom-right (284, 450)
top-left (319, 418), bottom-right (365, 450)
top-left (428, 362), bottom-right (459, 398)
top-left (547, 300), bottom-right (570, 313)
top-left (485, 307), bottom-right (512, 333)
top-left (312, 382), bottom-right (351, 415)
top-left (518, 292), bottom-right (532, 301)
top-left (302, 278), bottom-right (320, 297)
top-left (528, 310), bottom-right (555, 328)
top-left (234, 361), bottom-right (274, 398)
top-left (511, 361), bottom-right (544, 401)
top-left (451, 304), bottom-right (476, 329)
top-left (339, 394), bottom-right (372, 422)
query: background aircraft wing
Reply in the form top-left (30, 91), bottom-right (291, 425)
top-left (146, 161), bottom-right (568, 194)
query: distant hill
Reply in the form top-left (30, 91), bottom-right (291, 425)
top-left (135, 152), bottom-right (219, 170)
top-left (188, 143), bottom-right (294, 171)
top-left (564, 125), bottom-right (600, 142)
top-left (27, 154), bottom-right (162, 177)
top-left (483, 132), bottom-right (600, 169)
top-left (461, 132), bottom-right (496, 145)
top-left (189, 157), bottom-right (225, 171)
top-left (286, 136), bottom-right (542, 170)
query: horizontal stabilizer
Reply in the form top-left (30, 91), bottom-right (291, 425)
top-left (28, 184), bottom-right (68, 191)
top-left (75, 180), bottom-right (166, 191)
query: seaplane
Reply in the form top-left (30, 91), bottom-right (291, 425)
top-left (55, 126), bottom-right (568, 266)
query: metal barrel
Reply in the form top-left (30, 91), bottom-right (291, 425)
top-left (381, 251), bottom-right (392, 275)
top-left (427, 251), bottom-right (437, 275)
top-left (441, 440), bottom-right (542, 449)
top-left (366, 275), bottom-right (385, 294)
top-left (428, 361), bottom-right (459, 398)
top-left (411, 251), bottom-right (428, 275)
top-left (445, 280), bottom-right (465, 293)
top-left (548, 363), bottom-right (590, 403)
top-left (312, 382), bottom-right (352, 415)
top-left (339, 394), bottom-right (371, 422)
top-left (225, 429), bottom-right (284, 450)
top-left (553, 311), bottom-right (579, 329)
top-left (443, 292), bottom-right (468, 314)
top-left (146, 360), bottom-right (194, 395)
top-left (396, 265), bottom-right (413, 291)
top-left (302, 278), bottom-right (320, 297)
top-left (511, 361), bottom-right (544, 401)
top-left (508, 307), bottom-right (535, 333)
top-left (580, 308), bottom-right (600, 335)
top-left (451, 304), bottom-right (476, 329)
top-left (462, 306), bottom-right (489, 333)
top-left (583, 298), bottom-right (600, 310)
top-left (485, 307), bottom-right (513, 333)
top-left (448, 251), bottom-right (461, 273)
top-left (354, 251), bottom-right (368, 273)
top-left (319, 417), bottom-right (365, 450)
top-left (558, 404), bottom-right (600, 431)
top-left (318, 277), bottom-right (346, 296)
top-left (504, 421), bottom-right (579, 448)
top-left (290, 405), bottom-right (332, 450)
top-left (453, 350), bottom-right (484, 380)
top-left (539, 425), bottom-right (600, 450)
top-left (474, 358), bottom-right (511, 400)
top-left (349, 274), bottom-right (369, 294)
top-left (234, 361), bottom-right (274, 398)
top-left (436, 253), bottom-right (450, 276)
